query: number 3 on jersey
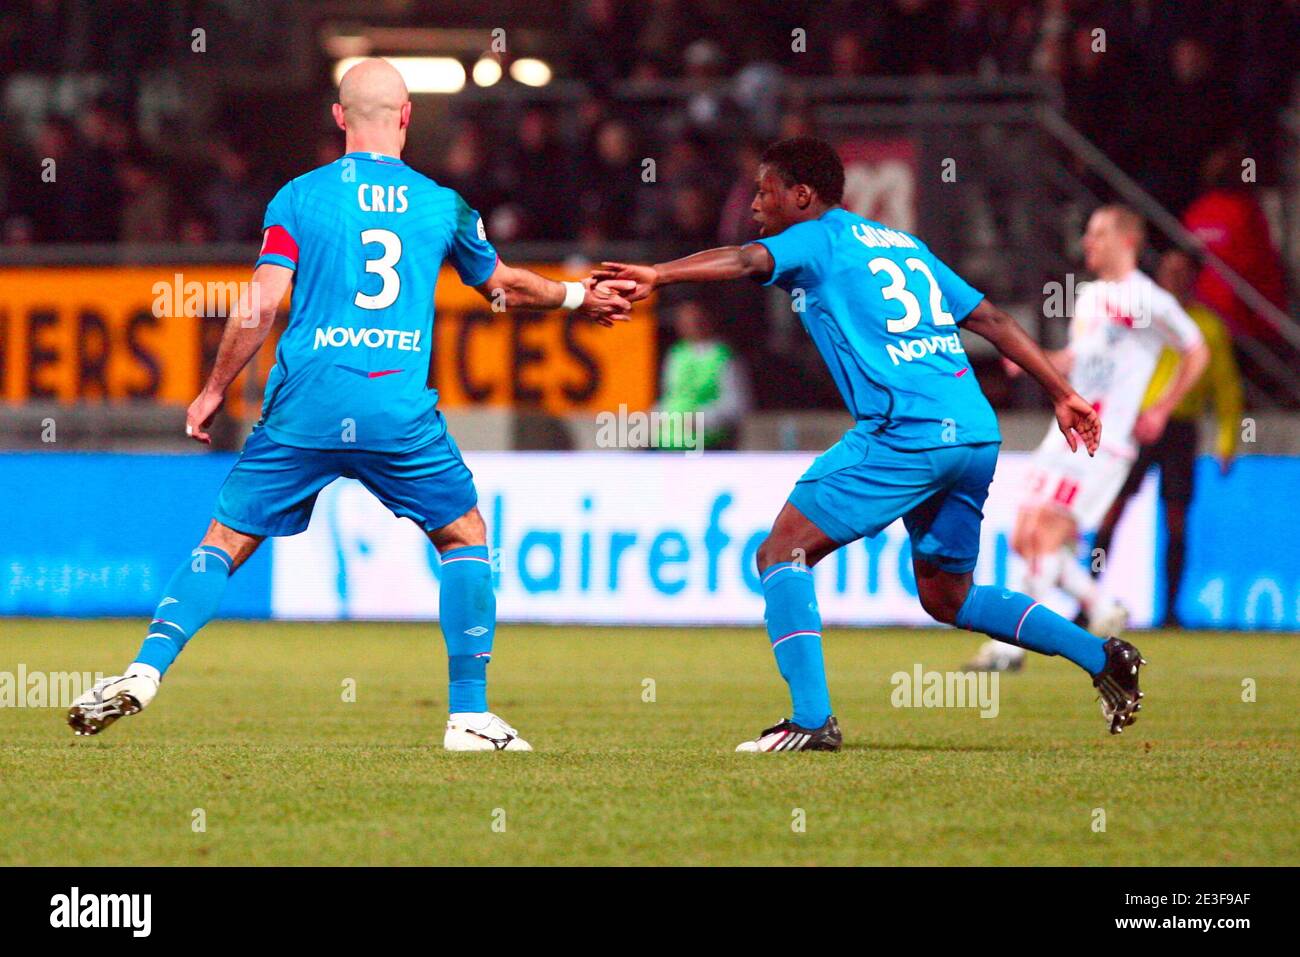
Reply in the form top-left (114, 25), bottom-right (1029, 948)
top-left (355, 228), bottom-right (402, 309)
top-left (868, 256), bottom-right (955, 333)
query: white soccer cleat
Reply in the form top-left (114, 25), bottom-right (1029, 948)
top-left (963, 640), bottom-right (1026, 673)
top-left (67, 673), bottom-right (159, 736)
top-left (443, 712), bottom-right (532, 751)
top-left (736, 716), bottom-right (842, 752)
top-left (1088, 600), bottom-right (1130, 638)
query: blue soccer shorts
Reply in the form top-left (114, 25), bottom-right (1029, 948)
top-left (214, 425), bottom-right (478, 538)
top-left (787, 424), bottom-right (1001, 573)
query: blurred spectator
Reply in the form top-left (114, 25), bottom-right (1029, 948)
top-left (731, 62), bottom-right (785, 138)
top-left (654, 300), bottom-right (752, 450)
top-left (945, 0), bottom-right (994, 76)
top-left (10, 0), bottom-right (68, 73)
top-left (876, 0), bottom-right (948, 76)
top-left (995, 1), bottom-right (1046, 74)
top-left (681, 39), bottom-right (738, 135)
top-left (717, 139), bottom-right (763, 245)
top-left (435, 121), bottom-right (512, 237)
top-left (828, 31), bottom-right (870, 78)
top-left (665, 185), bottom-right (719, 246)
top-left (1230, 0), bottom-right (1300, 175)
top-left (500, 108), bottom-right (574, 241)
top-left (628, 58), bottom-right (666, 84)
top-left (3, 214), bottom-right (35, 246)
top-left (79, 100), bottom-right (132, 159)
top-left (647, 133), bottom-right (725, 244)
top-left (635, 0), bottom-right (692, 76)
top-left (1182, 143), bottom-right (1289, 342)
top-left (578, 119), bottom-right (643, 240)
top-left (76, 100), bottom-right (128, 239)
top-left (574, 95), bottom-right (611, 155)
top-left (29, 116), bottom-right (111, 242)
top-left (117, 158), bottom-right (171, 243)
top-left (178, 211), bottom-right (215, 246)
top-left (1139, 36), bottom-right (1235, 214)
top-left (1091, 248), bottom-right (1244, 626)
top-left (777, 111), bottom-right (816, 141)
top-left (202, 142), bottom-right (264, 242)
top-left (660, 132), bottom-right (719, 190)
top-left (436, 122), bottom-right (490, 201)
top-left (570, 0), bottom-right (636, 91)
top-left (1062, 25), bottom-right (1128, 164)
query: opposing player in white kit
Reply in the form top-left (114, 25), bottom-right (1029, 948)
top-left (969, 206), bottom-right (1209, 672)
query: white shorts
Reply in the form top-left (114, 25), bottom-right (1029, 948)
top-left (1023, 431), bottom-right (1133, 531)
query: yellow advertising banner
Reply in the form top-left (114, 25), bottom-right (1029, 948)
top-left (0, 265), bottom-right (655, 417)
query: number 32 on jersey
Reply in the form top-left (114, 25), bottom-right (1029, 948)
top-left (868, 256), bottom-right (955, 333)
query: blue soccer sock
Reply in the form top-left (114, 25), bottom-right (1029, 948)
top-left (132, 545), bottom-right (233, 678)
top-left (761, 562), bottom-right (832, 728)
top-left (438, 545), bottom-right (496, 714)
top-left (955, 584), bottom-right (1107, 675)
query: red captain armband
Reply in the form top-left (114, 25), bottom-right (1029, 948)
top-left (258, 224), bottom-right (299, 265)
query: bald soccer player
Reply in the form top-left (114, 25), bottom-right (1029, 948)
top-left (68, 59), bottom-right (634, 750)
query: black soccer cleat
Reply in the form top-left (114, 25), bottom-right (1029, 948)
top-left (735, 715), bottom-right (843, 752)
top-left (1092, 637), bottom-right (1146, 734)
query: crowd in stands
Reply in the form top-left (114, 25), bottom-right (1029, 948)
top-left (0, 0), bottom-right (1294, 252)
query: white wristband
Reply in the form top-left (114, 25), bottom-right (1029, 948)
top-left (560, 280), bottom-right (586, 311)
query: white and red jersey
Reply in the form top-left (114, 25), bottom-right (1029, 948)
top-left (1066, 268), bottom-right (1203, 459)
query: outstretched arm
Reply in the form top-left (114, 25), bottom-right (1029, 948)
top-left (475, 259), bottom-right (633, 326)
top-left (592, 243), bottom-right (776, 300)
top-left (186, 262), bottom-right (294, 444)
top-left (961, 299), bottom-right (1101, 456)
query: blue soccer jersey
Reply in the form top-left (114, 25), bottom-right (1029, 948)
top-left (252, 151), bottom-right (498, 452)
top-left (755, 208), bottom-right (1000, 450)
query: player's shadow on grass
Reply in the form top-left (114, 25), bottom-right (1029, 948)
top-left (844, 741), bottom-right (1014, 753)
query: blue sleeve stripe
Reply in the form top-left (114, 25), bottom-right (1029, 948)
top-left (254, 253), bottom-right (297, 271)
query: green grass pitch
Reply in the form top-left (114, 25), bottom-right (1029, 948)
top-left (1, 620), bottom-right (1297, 866)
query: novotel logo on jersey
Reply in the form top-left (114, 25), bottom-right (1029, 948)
top-left (314, 327), bottom-right (423, 351)
top-left (885, 332), bottom-right (965, 366)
